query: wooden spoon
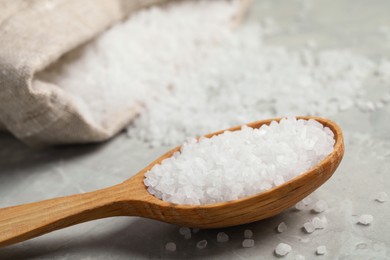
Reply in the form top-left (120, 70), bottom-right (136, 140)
top-left (0, 116), bottom-right (344, 247)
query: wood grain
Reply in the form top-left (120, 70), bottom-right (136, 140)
top-left (0, 116), bottom-right (344, 247)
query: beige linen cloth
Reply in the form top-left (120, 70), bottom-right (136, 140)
top-left (0, 0), bottom-right (169, 146)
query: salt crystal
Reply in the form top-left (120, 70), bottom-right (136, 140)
top-left (179, 227), bottom-right (191, 236)
top-left (358, 214), bottom-right (373, 225)
top-left (242, 239), bottom-right (255, 248)
top-left (196, 240), bottom-right (207, 249)
top-left (316, 245), bottom-right (327, 255)
top-left (277, 222), bottom-right (287, 233)
top-left (295, 201), bottom-right (306, 211)
top-left (303, 222), bottom-right (315, 233)
top-left (375, 191), bottom-right (389, 203)
top-left (145, 118), bottom-right (335, 205)
top-left (295, 254), bottom-right (305, 260)
top-left (312, 216), bottom-right (327, 229)
top-left (165, 242), bottom-right (176, 252)
top-left (217, 232), bottom-right (229, 242)
top-left (275, 243), bottom-right (292, 256)
top-left (312, 200), bottom-right (328, 213)
top-left (244, 229), bottom-right (253, 238)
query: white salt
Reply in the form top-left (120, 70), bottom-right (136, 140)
top-left (38, 0), bottom-right (390, 147)
top-left (295, 254), bottom-right (305, 260)
top-left (312, 200), bottom-right (328, 213)
top-left (179, 227), bottom-right (191, 236)
top-left (358, 214), bottom-right (373, 225)
top-left (295, 201), bottom-right (306, 211)
top-left (217, 232), bottom-right (229, 243)
top-left (165, 242), bottom-right (176, 252)
top-left (316, 245), bottom-right (327, 255)
top-left (312, 216), bottom-right (327, 229)
top-left (196, 240), bottom-right (208, 249)
top-left (277, 222), bottom-right (287, 233)
top-left (275, 243), bottom-right (292, 257)
top-left (145, 118), bottom-right (335, 205)
top-left (303, 222), bottom-right (316, 233)
top-left (375, 191), bottom-right (389, 203)
top-left (244, 229), bottom-right (253, 239)
top-left (242, 239), bottom-right (255, 248)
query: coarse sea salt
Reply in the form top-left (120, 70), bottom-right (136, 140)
top-left (217, 232), bottom-right (229, 242)
top-left (165, 242), bottom-right (176, 252)
top-left (144, 118), bottom-right (335, 205)
top-left (38, 0), bottom-right (390, 147)
top-left (196, 240), bottom-right (208, 249)
top-left (357, 214), bottom-right (373, 225)
top-left (316, 245), bottom-right (327, 255)
top-left (242, 239), bottom-right (255, 248)
top-left (244, 229), bottom-right (253, 239)
top-left (277, 222), bottom-right (287, 233)
top-left (275, 243), bottom-right (292, 257)
top-left (312, 200), bottom-right (328, 213)
top-left (374, 191), bottom-right (389, 203)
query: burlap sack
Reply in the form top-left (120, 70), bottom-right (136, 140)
top-left (0, 0), bottom-right (169, 146)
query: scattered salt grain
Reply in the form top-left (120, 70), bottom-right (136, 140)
top-left (303, 222), bottom-right (316, 233)
top-left (312, 200), bottom-right (328, 213)
top-left (196, 240), bottom-right (208, 249)
top-left (244, 229), bottom-right (253, 239)
top-left (358, 214), bottom-right (373, 225)
top-left (217, 232), bottom-right (229, 243)
top-left (165, 242), bottom-right (176, 252)
top-left (184, 233), bottom-right (192, 240)
top-left (145, 118), bottom-right (335, 205)
top-left (277, 222), bottom-right (287, 233)
top-left (242, 239), bottom-right (255, 248)
top-left (275, 243), bottom-right (292, 257)
top-left (311, 216), bottom-right (327, 229)
top-left (316, 245), bottom-right (327, 255)
top-left (375, 191), bottom-right (389, 203)
top-left (179, 227), bottom-right (191, 236)
top-left (295, 201), bottom-right (306, 211)
top-left (295, 254), bottom-right (305, 260)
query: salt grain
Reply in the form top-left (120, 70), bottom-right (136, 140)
top-left (165, 242), bottom-right (176, 252)
top-left (277, 222), bottom-right (287, 233)
top-left (295, 201), bottom-right (306, 211)
top-left (145, 118), bottom-right (335, 205)
top-left (275, 243), bottom-right (292, 257)
top-left (316, 245), bottom-right (327, 255)
top-left (179, 227), bottom-right (191, 236)
top-left (196, 240), bottom-right (208, 249)
top-left (375, 191), bottom-right (389, 203)
top-left (358, 214), bottom-right (373, 225)
top-left (303, 222), bottom-right (315, 233)
top-left (311, 216), bottom-right (327, 229)
top-left (312, 200), bottom-right (328, 213)
top-left (40, 0), bottom-right (390, 147)
top-left (242, 239), bottom-right (255, 248)
top-left (217, 232), bottom-right (229, 243)
top-left (244, 229), bottom-right (253, 239)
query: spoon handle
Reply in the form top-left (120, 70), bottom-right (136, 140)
top-left (0, 185), bottom-right (125, 247)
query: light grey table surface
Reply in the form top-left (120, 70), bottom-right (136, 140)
top-left (1, 0), bottom-right (390, 259)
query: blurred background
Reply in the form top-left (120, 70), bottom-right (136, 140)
top-left (0, 0), bottom-right (389, 259)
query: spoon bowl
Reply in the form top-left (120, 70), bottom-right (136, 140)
top-left (0, 116), bottom-right (344, 247)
